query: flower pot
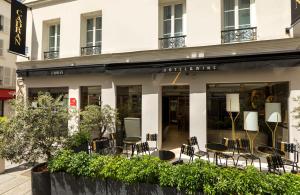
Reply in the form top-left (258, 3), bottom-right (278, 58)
top-left (0, 159), bottom-right (5, 174)
top-left (31, 162), bottom-right (51, 195)
top-left (72, 141), bottom-right (89, 153)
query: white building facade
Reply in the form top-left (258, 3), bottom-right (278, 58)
top-left (0, 0), bottom-right (17, 117)
top-left (16, 0), bottom-right (300, 150)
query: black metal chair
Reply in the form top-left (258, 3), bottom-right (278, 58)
top-left (187, 136), bottom-right (209, 161)
top-left (146, 133), bottom-right (158, 151)
top-left (235, 138), bottom-right (261, 171)
top-left (217, 138), bottom-right (236, 166)
top-left (267, 154), bottom-right (286, 174)
top-left (276, 142), bottom-right (299, 173)
top-left (106, 133), bottom-right (123, 155)
top-left (136, 142), bottom-right (150, 155)
top-left (172, 144), bottom-right (194, 165)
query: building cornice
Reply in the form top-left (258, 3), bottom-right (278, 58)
top-left (24, 0), bottom-right (74, 9)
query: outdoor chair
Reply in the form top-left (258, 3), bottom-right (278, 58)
top-left (106, 133), bottom-right (123, 155)
top-left (217, 138), bottom-right (236, 166)
top-left (146, 133), bottom-right (158, 151)
top-left (136, 142), bottom-right (150, 155)
top-left (276, 142), bottom-right (299, 173)
top-left (267, 154), bottom-right (286, 174)
top-left (235, 138), bottom-right (261, 171)
top-left (172, 144), bottom-right (194, 165)
top-left (187, 136), bottom-right (209, 161)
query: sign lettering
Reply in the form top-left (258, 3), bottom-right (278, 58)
top-left (162, 65), bottom-right (217, 73)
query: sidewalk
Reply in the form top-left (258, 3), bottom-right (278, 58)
top-left (0, 161), bottom-right (32, 195)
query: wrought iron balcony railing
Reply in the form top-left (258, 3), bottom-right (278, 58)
top-left (221, 27), bottom-right (257, 44)
top-left (81, 45), bottom-right (101, 56)
top-left (44, 50), bottom-right (59, 60)
top-left (159, 35), bottom-right (186, 49)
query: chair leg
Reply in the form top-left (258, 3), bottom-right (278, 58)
top-left (236, 156), bottom-right (240, 166)
top-left (226, 158), bottom-right (228, 166)
top-left (258, 158), bottom-right (262, 172)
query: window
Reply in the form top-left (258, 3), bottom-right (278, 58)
top-left (0, 15), bottom-right (3, 31)
top-left (0, 40), bottom-right (3, 56)
top-left (160, 3), bottom-right (185, 48)
top-left (0, 100), bottom-right (3, 117)
top-left (28, 87), bottom-right (69, 106)
top-left (82, 16), bottom-right (102, 55)
top-left (224, 0), bottom-right (251, 30)
top-left (49, 24), bottom-right (60, 52)
top-left (80, 86), bottom-right (101, 109)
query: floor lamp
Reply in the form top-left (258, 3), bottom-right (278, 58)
top-left (244, 111), bottom-right (259, 154)
top-left (265, 103), bottom-right (282, 148)
top-left (226, 94), bottom-right (240, 140)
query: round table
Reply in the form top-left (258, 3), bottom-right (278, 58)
top-left (206, 143), bottom-right (228, 165)
top-left (257, 146), bottom-right (285, 156)
top-left (123, 137), bottom-right (141, 156)
top-left (151, 150), bottom-right (175, 161)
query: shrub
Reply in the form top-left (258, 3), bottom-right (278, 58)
top-left (48, 150), bottom-right (300, 195)
top-left (66, 130), bottom-right (91, 148)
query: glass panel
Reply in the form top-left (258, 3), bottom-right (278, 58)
top-left (116, 86), bottom-right (142, 133)
top-left (163, 20), bottom-right (171, 36)
top-left (57, 24), bottom-right (60, 36)
top-left (175, 4), bottom-right (183, 18)
top-left (57, 35), bottom-right (60, 50)
top-left (49, 25), bottom-right (55, 36)
top-left (86, 31), bottom-right (93, 45)
top-left (80, 86), bottom-right (101, 109)
top-left (224, 0), bottom-right (235, 11)
top-left (49, 37), bottom-right (55, 49)
top-left (96, 17), bottom-right (102, 30)
top-left (0, 100), bottom-right (3, 116)
top-left (96, 29), bottom-right (101, 43)
top-left (28, 87), bottom-right (69, 106)
top-left (87, 18), bottom-right (93, 30)
top-left (239, 9), bottom-right (250, 27)
top-left (163, 6), bottom-right (172, 20)
top-left (239, 0), bottom-right (250, 9)
top-left (224, 11), bottom-right (235, 29)
top-left (175, 19), bottom-right (183, 35)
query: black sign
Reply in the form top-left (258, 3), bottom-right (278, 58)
top-left (162, 65), bottom-right (217, 73)
top-left (9, 0), bottom-right (27, 56)
top-left (291, 0), bottom-right (300, 24)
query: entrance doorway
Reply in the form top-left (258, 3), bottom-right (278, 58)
top-left (162, 85), bottom-right (189, 150)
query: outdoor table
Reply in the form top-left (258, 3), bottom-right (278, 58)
top-left (151, 150), bottom-right (175, 161)
top-left (123, 137), bottom-right (141, 156)
top-left (206, 143), bottom-right (228, 165)
top-left (257, 146), bottom-right (285, 157)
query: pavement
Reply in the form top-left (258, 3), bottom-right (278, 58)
top-left (0, 161), bottom-right (32, 195)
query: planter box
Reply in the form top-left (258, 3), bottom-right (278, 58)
top-left (32, 163), bottom-right (51, 195)
top-left (50, 172), bottom-right (203, 195)
top-left (0, 159), bottom-right (5, 174)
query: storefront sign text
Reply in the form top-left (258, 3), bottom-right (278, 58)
top-left (162, 65), bottom-right (217, 73)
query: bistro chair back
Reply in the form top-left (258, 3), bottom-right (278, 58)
top-left (236, 138), bottom-right (251, 154)
top-left (136, 142), bottom-right (150, 155)
top-left (222, 138), bottom-right (236, 154)
top-left (172, 144), bottom-right (194, 165)
top-left (276, 142), bottom-right (298, 172)
top-left (146, 133), bottom-right (158, 151)
top-left (188, 136), bottom-right (209, 161)
top-left (267, 154), bottom-right (285, 174)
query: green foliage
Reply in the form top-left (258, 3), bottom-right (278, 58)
top-left (48, 150), bottom-right (300, 194)
top-left (66, 130), bottom-right (91, 148)
top-left (80, 105), bottom-right (119, 138)
top-left (0, 93), bottom-right (70, 163)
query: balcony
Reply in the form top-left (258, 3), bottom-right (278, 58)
top-left (159, 35), bottom-right (186, 49)
top-left (44, 50), bottom-right (59, 60)
top-left (81, 45), bottom-right (101, 56)
top-left (221, 27), bottom-right (257, 44)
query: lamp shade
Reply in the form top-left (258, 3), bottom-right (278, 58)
top-left (244, 111), bottom-right (259, 131)
top-left (226, 94), bottom-right (240, 112)
top-left (265, 103), bottom-right (282, 123)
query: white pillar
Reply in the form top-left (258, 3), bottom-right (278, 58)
top-left (68, 84), bottom-right (80, 133)
top-left (102, 80), bottom-right (116, 109)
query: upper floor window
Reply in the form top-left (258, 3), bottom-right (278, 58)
top-left (0, 15), bottom-right (3, 31)
top-left (222, 0), bottom-right (257, 43)
top-left (81, 16), bottom-right (102, 56)
top-left (44, 23), bottom-right (60, 59)
top-left (0, 40), bottom-right (3, 56)
top-left (159, 2), bottom-right (186, 49)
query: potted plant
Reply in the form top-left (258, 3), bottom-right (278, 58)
top-left (0, 93), bottom-right (70, 195)
top-left (66, 130), bottom-right (91, 153)
top-left (80, 104), bottom-right (118, 153)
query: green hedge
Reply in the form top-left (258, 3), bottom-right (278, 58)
top-left (48, 150), bottom-right (300, 195)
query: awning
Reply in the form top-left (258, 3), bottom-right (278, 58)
top-left (0, 89), bottom-right (16, 100)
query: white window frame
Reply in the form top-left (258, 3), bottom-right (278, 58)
top-left (86, 16), bottom-right (102, 47)
top-left (223, 0), bottom-right (256, 30)
top-left (160, 1), bottom-right (186, 38)
top-left (48, 24), bottom-right (60, 51)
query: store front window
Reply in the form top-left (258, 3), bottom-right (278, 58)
top-left (207, 82), bottom-right (289, 146)
top-left (28, 87), bottom-right (69, 106)
top-left (80, 86), bottom-right (101, 109)
top-left (116, 86), bottom-right (142, 136)
top-left (0, 100), bottom-right (3, 116)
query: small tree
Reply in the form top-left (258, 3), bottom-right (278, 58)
top-left (80, 105), bottom-right (118, 139)
top-left (0, 93), bottom-right (70, 163)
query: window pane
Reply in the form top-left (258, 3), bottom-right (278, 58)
top-left (80, 86), bottom-right (101, 109)
top-left (49, 25), bottom-right (55, 36)
top-left (175, 19), bottom-right (183, 35)
top-left (163, 6), bottom-right (171, 20)
top-left (224, 0), bottom-right (235, 11)
top-left (57, 24), bottom-right (60, 35)
top-left (96, 29), bottom-right (101, 43)
top-left (96, 17), bottom-right (102, 30)
top-left (239, 9), bottom-right (250, 27)
top-left (239, 0), bottom-right (250, 9)
top-left (175, 4), bottom-right (183, 18)
top-left (87, 18), bottom-right (93, 30)
top-left (57, 36), bottom-right (60, 49)
top-left (224, 11), bottom-right (235, 29)
top-left (163, 20), bottom-right (171, 36)
top-left (49, 37), bottom-right (55, 48)
top-left (86, 31), bottom-right (93, 44)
